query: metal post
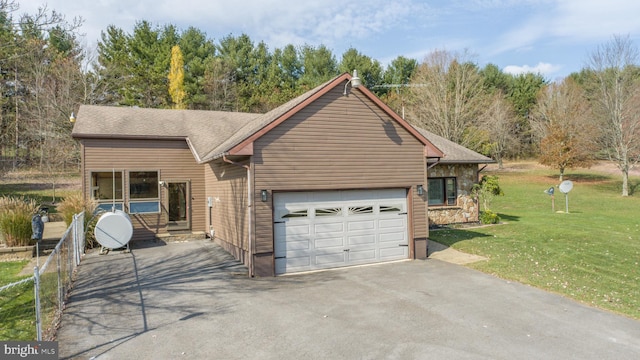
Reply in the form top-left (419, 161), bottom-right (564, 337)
top-left (33, 267), bottom-right (42, 341)
top-left (565, 193), bottom-right (569, 213)
top-left (68, 235), bottom-right (73, 282)
top-left (57, 249), bottom-right (63, 310)
top-left (73, 214), bottom-right (79, 266)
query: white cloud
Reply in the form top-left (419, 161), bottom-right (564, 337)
top-left (503, 62), bottom-right (561, 76)
top-left (551, 0), bottom-right (640, 40)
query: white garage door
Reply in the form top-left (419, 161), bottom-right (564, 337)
top-left (274, 189), bottom-right (409, 274)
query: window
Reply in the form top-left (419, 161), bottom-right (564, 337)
top-left (129, 171), bottom-right (160, 213)
top-left (282, 209), bottom-right (309, 218)
top-left (348, 206), bottom-right (374, 215)
top-left (315, 207), bottom-right (342, 217)
top-left (380, 205), bottom-right (402, 213)
top-left (90, 171), bottom-right (124, 211)
top-left (428, 178), bottom-right (457, 206)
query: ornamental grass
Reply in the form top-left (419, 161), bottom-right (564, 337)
top-left (56, 193), bottom-right (100, 248)
top-left (0, 196), bottom-right (39, 247)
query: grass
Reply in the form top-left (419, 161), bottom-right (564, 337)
top-left (430, 162), bottom-right (640, 319)
top-left (0, 170), bottom-right (81, 340)
top-left (0, 260), bottom-right (36, 340)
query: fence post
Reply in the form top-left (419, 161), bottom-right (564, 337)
top-left (72, 214), bottom-right (77, 266)
top-left (57, 249), bottom-right (63, 310)
top-left (80, 212), bottom-right (85, 263)
top-left (34, 267), bottom-right (42, 341)
top-left (68, 233), bottom-right (73, 283)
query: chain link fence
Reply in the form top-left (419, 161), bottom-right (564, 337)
top-left (0, 212), bottom-right (85, 341)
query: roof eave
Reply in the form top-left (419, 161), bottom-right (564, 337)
top-left (429, 159), bottom-right (496, 164)
top-left (72, 133), bottom-right (187, 141)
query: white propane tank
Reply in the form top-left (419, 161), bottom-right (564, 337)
top-left (94, 210), bottom-right (133, 249)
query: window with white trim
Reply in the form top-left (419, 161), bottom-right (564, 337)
top-left (90, 171), bottom-right (124, 211)
top-left (129, 171), bottom-right (160, 214)
top-left (428, 177), bottom-right (457, 206)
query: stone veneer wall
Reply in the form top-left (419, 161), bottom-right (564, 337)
top-left (428, 163), bottom-right (479, 225)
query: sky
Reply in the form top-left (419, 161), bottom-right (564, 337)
top-left (19, 0), bottom-right (640, 80)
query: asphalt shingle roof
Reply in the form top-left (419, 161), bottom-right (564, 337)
top-left (72, 74), bottom-right (492, 165)
top-left (412, 126), bottom-right (494, 164)
top-left (72, 105), bottom-right (259, 162)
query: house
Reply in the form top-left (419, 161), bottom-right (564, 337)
top-left (413, 129), bottom-right (494, 225)
top-left (72, 72), bottom-right (490, 276)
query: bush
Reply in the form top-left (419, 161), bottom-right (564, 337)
top-left (0, 196), bottom-right (40, 247)
top-left (56, 193), bottom-right (95, 226)
top-left (56, 193), bottom-right (101, 248)
top-left (479, 210), bottom-right (501, 225)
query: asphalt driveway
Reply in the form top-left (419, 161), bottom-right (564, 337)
top-left (57, 240), bottom-right (640, 359)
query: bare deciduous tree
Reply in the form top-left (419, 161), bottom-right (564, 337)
top-left (480, 92), bottom-right (518, 169)
top-left (531, 78), bottom-right (597, 181)
top-left (406, 49), bottom-right (489, 152)
top-left (586, 35), bottom-right (640, 196)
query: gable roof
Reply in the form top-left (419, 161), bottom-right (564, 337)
top-left (202, 73), bottom-right (444, 162)
top-left (73, 73), bottom-right (452, 163)
top-left (412, 126), bottom-right (494, 164)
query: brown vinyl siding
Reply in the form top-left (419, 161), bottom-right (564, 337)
top-left (253, 87), bottom-right (428, 259)
top-left (80, 138), bottom-right (205, 241)
top-left (204, 160), bottom-right (250, 264)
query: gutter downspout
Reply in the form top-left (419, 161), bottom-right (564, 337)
top-left (223, 154), bottom-right (254, 277)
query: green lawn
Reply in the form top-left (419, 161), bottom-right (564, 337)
top-left (430, 163), bottom-right (640, 319)
top-left (0, 260), bottom-right (36, 340)
top-left (0, 171), bottom-right (80, 341)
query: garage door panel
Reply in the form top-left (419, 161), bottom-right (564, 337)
top-left (348, 219), bottom-right (376, 231)
top-left (315, 236), bottom-right (344, 249)
top-left (379, 218), bottom-right (405, 229)
top-left (380, 247), bottom-right (408, 259)
top-left (315, 252), bottom-right (346, 266)
top-left (284, 223), bottom-right (311, 236)
top-left (283, 256), bottom-right (312, 272)
top-left (348, 234), bottom-right (376, 246)
top-left (314, 222), bottom-right (344, 234)
top-left (379, 231), bottom-right (406, 244)
top-left (348, 249), bottom-right (377, 262)
top-left (274, 189), bottom-right (409, 274)
top-left (286, 239), bottom-right (311, 251)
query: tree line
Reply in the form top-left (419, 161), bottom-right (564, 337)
top-left (1, 1), bottom-right (638, 195)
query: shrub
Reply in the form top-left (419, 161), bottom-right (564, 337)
top-left (56, 193), bottom-right (95, 226)
top-left (472, 175), bottom-right (504, 211)
top-left (479, 210), bottom-right (501, 225)
top-left (0, 196), bottom-right (40, 247)
top-left (56, 193), bottom-right (101, 248)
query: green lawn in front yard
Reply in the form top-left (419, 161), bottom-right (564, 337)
top-left (0, 260), bottom-right (36, 340)
top-left (429, 163), bottom-right (640, 319)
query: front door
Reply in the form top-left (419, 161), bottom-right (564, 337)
top-left (167, 181), bottom-right (190, 230)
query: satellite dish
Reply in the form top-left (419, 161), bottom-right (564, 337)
top-left (559, 180), bottom-right (573, 194)
top-left (544, 187), bottom-right (555, 195)
top-left (94, 210), bottom-right (133, 249)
